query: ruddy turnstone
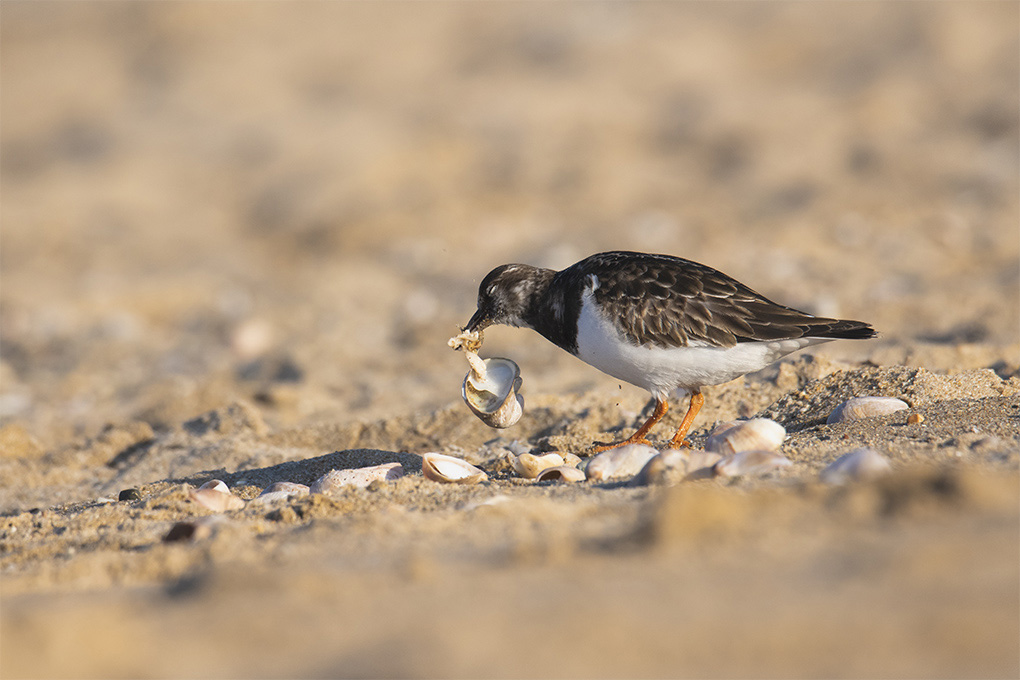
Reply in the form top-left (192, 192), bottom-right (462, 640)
top-left (462, 251), bottom-right (875, 451)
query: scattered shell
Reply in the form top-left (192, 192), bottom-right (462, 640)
top-left (188, 487), bottom-right (245, 512)
top-left (198, 479), bottom-right (229, 493)
top-left (685, 450), bottom-right (724, 477)
top-left (633, 449), bottom-right (689, 486)
top-left (511, 452), bottom-right (565, 479)
top-left (310, 463), bottom-right (404, 494)
top-left (422, 452), bottom-right (487, 485)
top-left (906, 413), bottom-right (925, 425)
top-left (713, 450), bottom-right (792, 479)
top-left (462, 355), bottom-right (524, 428)
top-left (251, 481), bottom-right (310, 505)
top-left (536, 466), bottom-right (587, 483)
top-left (826, 397), bottom-right (908, 424)
top-left (820, 448), bottom-right (892, 485)
top-left (585, 444), bottom-right (659, 482)
top-left (705, 419), bottom-right (786, 455)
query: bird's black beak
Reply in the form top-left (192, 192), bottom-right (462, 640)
top-left (465, 307), bottom-right (491, 333)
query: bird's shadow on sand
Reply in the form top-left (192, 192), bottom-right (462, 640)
top-left (180, 449), bottom-right (424, 489)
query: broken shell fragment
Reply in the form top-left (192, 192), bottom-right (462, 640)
top-left (820, 448), bottom-right (892, 485)
top-left (826, 397), bottom-right (908, 424)
top-left (511, 452), bottom-right (565, 479)
top-left (713, 450), bottom-right (792, 479)
top-left (585, 444), bottom-right (659, 482)
top-left (422, 452), bottom-right (487, 485)
top-left (448, 329), bottom-right (483, 353)
top-left (536, 466), bottom-right (587, 483)
top-left (188, 487), bottom-right (245, 512)
top-left (562, 453), bottom-right (583, 468)
top-left (310, 463), bottom-right (404, 494)
top-left (251, 481), bottom-right (310, 505)
top-left (462, 356), bottom-right (524, 428)
top-left (198, 479), bottom-right (229, 493)
top-left (705, 418), bottom-right (786, 455)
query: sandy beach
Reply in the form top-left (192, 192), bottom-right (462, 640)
top-left (2, 3), bottom-right (1018, 677)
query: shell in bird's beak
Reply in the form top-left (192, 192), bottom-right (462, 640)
top-left (461, 355), bottom-right (524, 428)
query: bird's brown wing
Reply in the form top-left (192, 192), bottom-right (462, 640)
top-left (572, 251), bottom-right (874, 348)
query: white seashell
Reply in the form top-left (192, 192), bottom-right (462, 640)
top-left (633, 449), bottom-right (689, 486)
top-left (422, 452), bottom-right (487, 485)
top-left (705, 419), bottom-right (786, 455)
top-left (585, 444), bottom-right (659, 482)
top-left (198, 479), bottom-right (229, 493)
top-left (310, 463), bottom-right (404, 494)
top-left (826, 397), bottom-right (908, 424)
top-left (251, 482), bottom-right (310, 505)
top-left (820, 448), bottom-right (892, 485)
top-left (536, 466), bottom-right (587, 483)
top-left (188, 487), bottom-right (245, 512)
top-left (511, 452), bottom-right (565, 479)
top-left (713, 450), bottom-right (792, 478)
top-left (685, 452), bottom-right (726, 479)
top-left (461, 355), bottom-right (524, 428)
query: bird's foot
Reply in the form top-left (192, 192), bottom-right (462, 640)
top-left (588, 437), bottom-right (656, 454)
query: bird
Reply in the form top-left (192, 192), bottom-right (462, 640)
top-left (462, 250), bottom-right (876, 452)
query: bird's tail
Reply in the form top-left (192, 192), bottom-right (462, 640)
top-left (808, 319), bottom-right (877, 340)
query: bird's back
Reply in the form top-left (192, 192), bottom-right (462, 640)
top-left (556, 251), bottom-right (875, 350)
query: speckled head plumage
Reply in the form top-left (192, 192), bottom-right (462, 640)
top-left (465, 263), bottom-right (555, 332)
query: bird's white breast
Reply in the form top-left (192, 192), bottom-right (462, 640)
top-left (574, 289), bottom-right (828, 399)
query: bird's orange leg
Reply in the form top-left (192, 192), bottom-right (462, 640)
top-left (667, 390), bottom-right (704, 449)
top-left (589, 398), bottom-right (669, 453)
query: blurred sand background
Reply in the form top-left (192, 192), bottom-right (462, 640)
top-left (1, 2), bottom-right (1018, 678)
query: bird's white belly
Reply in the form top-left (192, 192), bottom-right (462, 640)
top-left (574, 291), bottom-right (827, 399)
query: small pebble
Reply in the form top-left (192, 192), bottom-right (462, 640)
top-left (163, 517), bottom-right (222, 542)
top-left (119, 488), bottom-right (142, 501)
top-left (907, 413), bottom-right (924, 425)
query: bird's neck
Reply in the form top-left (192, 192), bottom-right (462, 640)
top-left (520, 269), bottom-right (582, 354)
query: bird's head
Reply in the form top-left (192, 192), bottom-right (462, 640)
top-left (465, 263), bottom-right (550, 333)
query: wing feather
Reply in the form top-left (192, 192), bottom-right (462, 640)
top-left (565, 251), bottom-right (874, 348)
